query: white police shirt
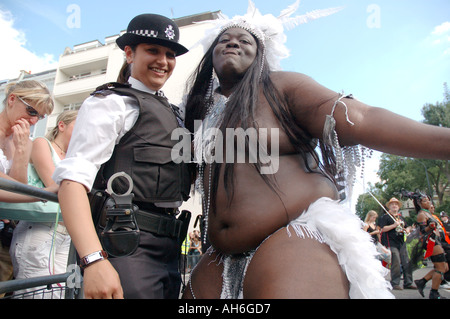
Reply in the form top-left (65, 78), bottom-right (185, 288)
top-left (53, 77), bottom-right (182, 208)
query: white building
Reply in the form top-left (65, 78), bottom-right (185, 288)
top-left (2, 11), bottom-right (222, 234)
top-left (53, 11), bottom-right (221, 232)
top-left (50, 11), bottom-right (220, 130)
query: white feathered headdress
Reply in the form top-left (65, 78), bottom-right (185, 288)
top-left (193, 0), bottom-right (343, 71)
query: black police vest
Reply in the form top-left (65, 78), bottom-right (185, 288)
top-left (92, 83), bottom-right (191, 203)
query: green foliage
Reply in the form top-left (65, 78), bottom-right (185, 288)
top-left (436, 199), bottom-right (450, 215)
top-left (356, 83), bottom-right (450, 222)
top-left (421, 82), bottom-right (450, 128)
top-left (356, 185), bottom-right (385, 220)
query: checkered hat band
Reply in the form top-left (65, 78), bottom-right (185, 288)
top-left (129, 30), bottom-right (159, 38)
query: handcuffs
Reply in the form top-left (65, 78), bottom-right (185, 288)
top-left (100, 172), bottom-right (140, 257)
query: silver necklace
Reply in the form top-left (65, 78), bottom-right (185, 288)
top-left (195, 92), bottom-right (230, 243)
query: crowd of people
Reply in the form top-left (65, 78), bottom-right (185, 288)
top-left (180, 230), bottom-right (203, 274)
top-left (1, 2), bottom-right (450, 299)
top-left (0, 80), bottom-right (56, 297)
top-left (363, 196), bottom-right (450, 299)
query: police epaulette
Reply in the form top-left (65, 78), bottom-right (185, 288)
top-left (91, 82), bottom-right (132, 96)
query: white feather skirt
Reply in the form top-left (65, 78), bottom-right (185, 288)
top-left (289, 197), bottom-right (394, 299)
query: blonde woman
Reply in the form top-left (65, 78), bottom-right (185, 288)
top-left (0, 80), bottom-right (54, 201)
top-left (364, 210), bottom-right (381, 244)
top-left (364, 209), bottom-right (391, 269)
top-left (0, 80), bottom-right (53, 293)
top-left (9, 110), bottom-right (77, 298)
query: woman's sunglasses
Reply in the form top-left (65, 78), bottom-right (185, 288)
top-left (17, 96), bottom-right (45, 120)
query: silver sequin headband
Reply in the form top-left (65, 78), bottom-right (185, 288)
top-left (191, 0), bottom-right (344, 71)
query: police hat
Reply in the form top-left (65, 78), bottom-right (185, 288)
top-left (116, 14), bottom-right (188, 56)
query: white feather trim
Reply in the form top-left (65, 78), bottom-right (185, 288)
top-left (281, 7), bottom-right (344, 30)
top-left (190, 0), bottom-right (343, 71)
top-left (289, 197), bottom-right (394, 299)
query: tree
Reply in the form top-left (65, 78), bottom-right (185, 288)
top-left (356, 83), bottom-right (450, 219)
top-left (355, 183), bottom-right (386, 220)
top-left (418, 83), bottom-right (450, 204)
top-left (421, 82), bottom-right (450, 128)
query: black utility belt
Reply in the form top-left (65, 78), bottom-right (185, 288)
top-left (135, 201), bottom-right (178, 215)
top-left (135, 209), bottom-right (183, 239)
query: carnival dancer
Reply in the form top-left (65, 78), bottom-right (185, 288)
top-left (54, 14), bottom-right (191, 299)
top-left (405, 192), bottom-right (449, 299)
top-left (430, 204), bottom-right (450, 247)
top-left (182, 1), bottom-right (450, 299)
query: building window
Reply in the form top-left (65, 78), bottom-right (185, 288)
top-left (63, 103), bottom-right (82, 111)
top-left (69, 72), bottom-right (92, 81)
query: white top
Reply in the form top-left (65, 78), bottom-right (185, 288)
top-left (53, 77), bottom-right (153, 191)
top-left (0, 149), bottom-right (11, 174)
top-left (53, 77), bottom-right (182, 207)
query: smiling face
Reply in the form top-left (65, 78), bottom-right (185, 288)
top-left (125, 43), bottom-right (176, 91)
top-left (213, 28), bottom-right (258, 81)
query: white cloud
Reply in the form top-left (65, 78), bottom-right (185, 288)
top-left (428, 21), bottom-right (450, 56)
top-left (430, 22), bottom-right (450, 44)
top-left (432, 21), bottom-right (450, 36)
top-left (0, 10), bottom-right (58, 80)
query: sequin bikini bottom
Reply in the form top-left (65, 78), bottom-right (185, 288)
top-left (188, 197), bottom-right (394, 299)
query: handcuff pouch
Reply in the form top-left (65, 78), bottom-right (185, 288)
top-left (100, 193), bottom-right (140, 257)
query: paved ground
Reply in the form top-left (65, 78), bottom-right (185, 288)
top-left (390, 264), bottom-right (450, 299)
top-left (180, 264), bottom-right (450, 299)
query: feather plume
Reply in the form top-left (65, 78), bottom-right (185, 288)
top-left (278, 0), bottom-right (301, 19)
top-left (282, 7), bottom-right (344, 30)
top-left (190, 1), bottom-right (345, 71)
top-left (247, 0), bottom-right (258, 17)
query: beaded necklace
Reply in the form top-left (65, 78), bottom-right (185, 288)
top-left (194, 92), bottom-right (230, 243)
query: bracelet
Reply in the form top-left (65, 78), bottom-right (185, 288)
top-left (80, 250), bottom-right (108, 269)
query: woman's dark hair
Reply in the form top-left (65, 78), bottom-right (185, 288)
top-left (117, 61), bottom-right (131, 84)
top-left (184, 31), bottom-right (338, 213)
top-left (116, 44), bottom-right (136, 84)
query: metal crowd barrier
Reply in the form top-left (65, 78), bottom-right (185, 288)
top-left (0, 177), bottom-right (58, 202)
top-left (0, 177), bottom-right (83, 299)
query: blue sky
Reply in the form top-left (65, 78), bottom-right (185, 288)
top-left (1, 0), bottom-right (449, 204)
top-left (1, 0), bottom-right (448, 121)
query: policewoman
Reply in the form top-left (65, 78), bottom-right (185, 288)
top-left (54, 14), bottom-right (191, 299)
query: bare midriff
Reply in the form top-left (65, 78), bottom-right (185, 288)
top-left (206, 154), bottom-right (338, 255)
top-left (202, 80), bottom-right (340, 255)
